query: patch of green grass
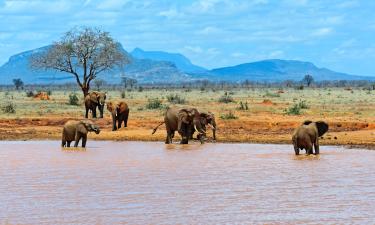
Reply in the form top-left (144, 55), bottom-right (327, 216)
top-left (2, 102), bottom-right (16, 114)
top-left (220, 111), bottom-right (238, 119)
top-left (68, 93), bottom-right (79, 106)
top-left (146, 98), bottom-right (163, 109)
top-left (167, 94), bottom-right (186, 104)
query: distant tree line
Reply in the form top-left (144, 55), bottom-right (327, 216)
top-left (1, 79), bottom-right (374, 92)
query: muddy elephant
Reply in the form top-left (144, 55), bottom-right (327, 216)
top-left (190, 111), bottom-right (216, 141)
top-left (107, 101), bottom-right (130, 131)
top-left (292, 120), bottom-right (329, 155)
top-left (61, 120), bottom-right (100, 147)
top-left (152, 107), bottom-right (206, 144)
top-left (84, 91), bottom-right (107, 118)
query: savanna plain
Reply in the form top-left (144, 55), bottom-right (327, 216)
top-left (0, 87), bottom-right (374, 148)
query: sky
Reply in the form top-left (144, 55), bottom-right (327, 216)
top-left (0, 0), bottom-right (374, 75)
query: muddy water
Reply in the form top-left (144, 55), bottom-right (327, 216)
top-left (1, 141), bottom-right (375, 224)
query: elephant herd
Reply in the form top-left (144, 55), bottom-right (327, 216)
top-left (62, 91), bottom-right (329, 155)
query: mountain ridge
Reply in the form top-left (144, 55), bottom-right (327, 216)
top-left (0, 46), bottom-right (373, 84)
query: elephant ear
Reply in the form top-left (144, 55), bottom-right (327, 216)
top-left (106, 101), bottom-right (114, 112)
top-left (90, 92), bottom-right (99, 104)
top-left (178, 109), bottom-right (190, 124)
top-left (302, 120), bottom-right (313, 125)
top-left (316, 121), bottom-right (329, 137)
top-left (77, 121), bottom-right (89, 134)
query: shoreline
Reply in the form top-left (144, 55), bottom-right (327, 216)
top-left (1, 135), bottom-right (374, 150)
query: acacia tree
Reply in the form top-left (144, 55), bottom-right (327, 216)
top-left (12, 78), bottom-right (24, 90)
top-left (302, 74), bottom-right (314, 87)
top-left (31, 27), bottom-right (129, 96)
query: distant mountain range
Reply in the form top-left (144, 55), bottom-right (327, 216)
top-left (0, 44), bottom-right (373, 84)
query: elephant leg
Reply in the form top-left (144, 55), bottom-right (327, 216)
top-left (314, 140), bottom-right (320, 155)
top-left (92, 107), bottom-right (97, 118)
top-left (82, 135), bottom-right (87, 148)
top-left (180, 137), bottom-right (188, 144)
top-left (118, 114), bottom-right (123, 129)
top-left (67, 141), bottom-right (71, 147)
top-left (99, 106), bottom-right (104, 118)
top-left (85, 107), bottom-right (89, 118)
top-left (294, 145), bottom-right (300, 155)
top-left (74, 133), bottom-right (81, 147)
top-left (124, 109), bottom-right (129, 127)
top-left (165, 132), bottom-right (172, 144)
top-left (306, 145), bottom-right (313, 155)
top-left (62, 140), bottom-right (66, 147)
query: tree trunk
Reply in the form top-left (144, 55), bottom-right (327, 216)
top-left (82, 86), bottom-right (89, 97)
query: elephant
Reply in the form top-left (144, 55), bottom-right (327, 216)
top-left (292, 120), bottom-right (329, 155)
top-left (152, 106), bottom-right (206, 144)
top-left (190, 110), bottom-right (216, 141)
top-left (84, 91), bottom-right (107, 118)
top-left (106, 101), bottom-right (130, 131)
top-left (61, 120), bottom-right (100, 148)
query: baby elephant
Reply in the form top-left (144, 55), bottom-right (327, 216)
top-left (106, 101), bottom-right (130, 131)
top-left (292, 120), bottom-right (329, 155)
top-left (62, 120), bottom-right (100, 147)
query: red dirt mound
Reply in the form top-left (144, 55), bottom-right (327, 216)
top-left (261, 99), bottom-right (273, 105)
top-left (34, 92), bottom-right (50, 100)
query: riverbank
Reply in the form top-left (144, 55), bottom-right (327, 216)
top-left (1, 117), bottom-right (374, 149)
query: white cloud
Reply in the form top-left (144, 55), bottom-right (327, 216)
top-left (311, 27), bottom-right (333, 37)
top-left (268, 50), bottom-right (284, 58)
top-left (159, 8), bottom-right (180, 19)
top-left (196, 26), bottom-right (221, 35)
top-left (0, 0), bottom-right (71, 14)
top-left (97, 0), bottom-right (128, 10)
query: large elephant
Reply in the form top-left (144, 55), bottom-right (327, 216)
top-left (106, 101), bottom-right (130, 131)
top-left (84, 91), bottom-right (107, 118)
top-left (292, 120), bottom-right (329, 155)
top-left (190, 110), bottom-right (216, 141)
top-left (61, 120), bottom-right (100, 147)
top-left (152, 107), bottom-right (206, 144)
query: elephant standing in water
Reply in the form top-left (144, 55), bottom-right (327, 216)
top-left (84, 91), bottom-right (107, 118)
top-left (190, 111), bottom-right (216, 141)
top-left (292, 120), bottom-right (329, 155)
top-left (106, 101), bottom-right (130, 131)
top-left (61, 120), bottom-right (100, 147)
top-left (152, 107), bottom-right (206, 144)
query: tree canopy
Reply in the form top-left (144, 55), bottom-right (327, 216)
top-left (31, 27), bottom-right (129, 96)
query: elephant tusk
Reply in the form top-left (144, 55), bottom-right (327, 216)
top-left (194, 124), bottom-right (205, 134)
top-left (207, 123), bottom-right (215, 130)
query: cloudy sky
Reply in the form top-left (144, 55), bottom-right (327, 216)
top-left (0, 0), bottom-right (374, 75)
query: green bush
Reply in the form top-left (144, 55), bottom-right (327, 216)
top-left (2, 102), bottom-right (16, 114)
top-left (167, 94), bottom-right (186, 104)
top-left (68, 93), bottom-right (79, 106)
top-left (121, 91), bottom-right (126, 99)
top-left (146, 98), bottom-right (163, 109)
top-left (47, 90), bottom-right (52, 96)
top-left (26, 90), bottom-right (34, 97)
top-left (264, 91), bottom-right (280, 98)
top-left (218, 92), bottom-right (234, 103)
top-left (220, 111), bottom-right (238, 119)
top-left (298, 100), bottom-right (309, 109)
top-left (286, 103), bottom-right (301, 115)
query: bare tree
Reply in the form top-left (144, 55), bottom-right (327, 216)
top-left (302, 74), bottom-right (314, 87)
top-left (12, 78), bottom-right (24, 90)
top-left (31, 27), bottom-right (129, 96)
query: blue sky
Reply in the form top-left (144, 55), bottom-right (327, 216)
top-left (0, 0), bottom-right (374, 75)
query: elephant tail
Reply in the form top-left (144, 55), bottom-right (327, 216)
top-left (152, 121), bottom-right (165, 134)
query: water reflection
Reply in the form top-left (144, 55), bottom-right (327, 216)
top-left (1, 141), bottom-right (375, 224)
